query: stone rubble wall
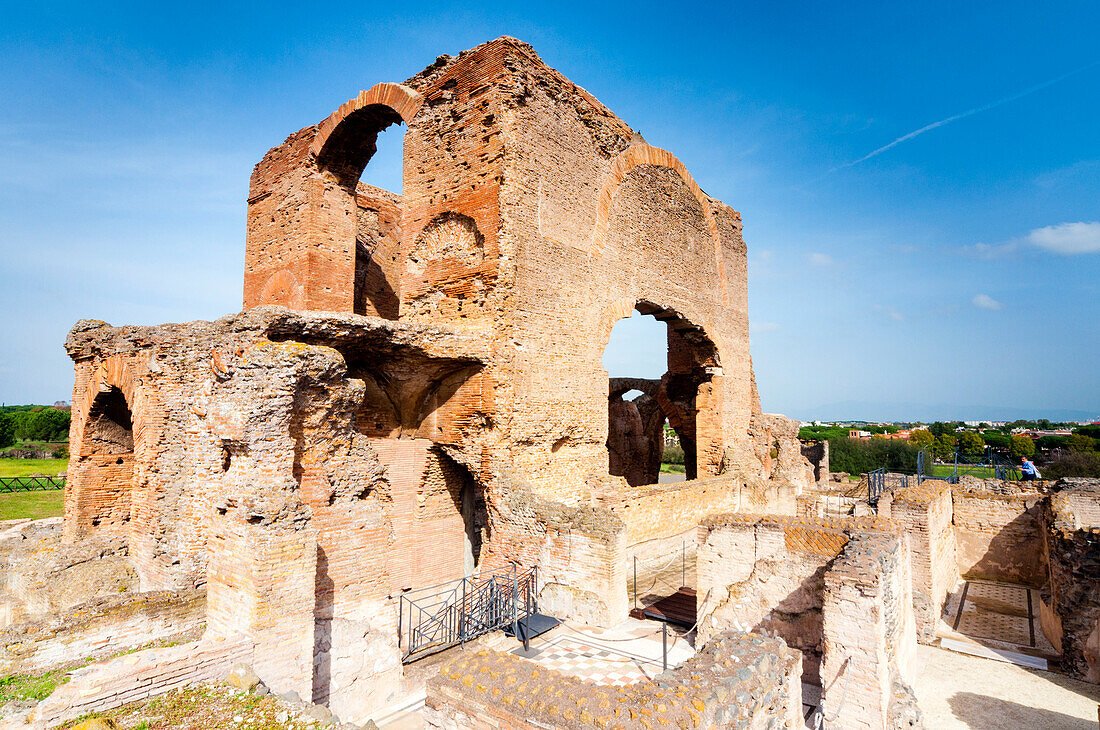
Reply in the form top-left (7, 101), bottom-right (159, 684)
top-left (1042, 478), bottom-right (1100, 683)
top-left (423, 631), bottom-right (803, 729)
top-left (0, 589), bottom-right (205, 676)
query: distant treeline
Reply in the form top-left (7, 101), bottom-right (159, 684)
top-left (0, 406), bottom-right (71, 448)
top-left (827, 439), bottom-right (919, 476)
top-left (801, 420), bottom-right (1100, 477)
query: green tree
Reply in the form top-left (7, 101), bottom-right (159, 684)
top-left (929, 422), bottom-right (951, 437)
top-left (1009, 435), bottom-right (1035, 459)
top-left (909, 429), bottom-right (934, 451)
top-left (957, 431), bottom-right (984, 457)
top-left (0, 414), bottom-right (13, 449)
top-left (933, 433), bottom-right (957, 460)
top-left (1065, 434), bottom-right (1096, 452)
top-left (1043, 451), bottom-right (1100, 479)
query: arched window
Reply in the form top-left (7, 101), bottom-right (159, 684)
top-left (603, 305), bottom-right (718, 486)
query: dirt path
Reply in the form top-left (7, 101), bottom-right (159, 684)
top-left (912, 644), bottom-right (1100, 728)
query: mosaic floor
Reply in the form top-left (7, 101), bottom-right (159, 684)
top-left (507, 619), bottom-right (695, 685)
top-left (939, 579), bottom-right (1057, 661)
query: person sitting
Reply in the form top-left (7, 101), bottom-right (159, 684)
top-left (1020, 457), bottom-right (1040, 481)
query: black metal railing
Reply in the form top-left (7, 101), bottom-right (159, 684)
top-left (398, 563), bottom-right (537, 663)
top-left (0, 476), bottom-right (65, 493)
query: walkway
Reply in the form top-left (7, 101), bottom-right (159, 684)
top-left (913, 643), bottom-right (1100, 728)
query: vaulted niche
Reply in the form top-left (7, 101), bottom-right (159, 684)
top-left (603, 303), bottom-right (719, 486)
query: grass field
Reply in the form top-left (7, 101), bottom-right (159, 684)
top-left (0, 491), bottom-right (64, 521)
top-left (930, 464), bottom-right (1018, 480)
top-left (0, 458), bottom-right (68, 477)
top-left (660, 463), bottom-right (686, 474)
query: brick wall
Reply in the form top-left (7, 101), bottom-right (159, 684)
top-left (20, 637), bottom-right (252, 729)
top-left (889, 480), bottom-right (958, 641)
top-left (423, 631), bottom-right (802, 729)
top-left (951, 485), bottom-right (1045, 586)
top-left (697, 515), bottom-right (855, 685)
top-left (486, 483), bottom-right (627, 627)
top-left (206, 513), bottom-right (317, 699)
top-left (0, 589), bottom-right (205, 676)
top-left (820, 532), bottom-right (917, 730)
top-left (696, 514), bottom-right (915, 728)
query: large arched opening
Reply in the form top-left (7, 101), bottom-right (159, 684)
top-left (314, 101), bottom-right (407, 320)
top-left (72, 386), bottom-right (135, 533)
top-left (602, 302), bottom-right (720, 486)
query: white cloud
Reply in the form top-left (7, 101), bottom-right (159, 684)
top-left (808, 252), bottom-right (833, 266)
top-left (750, 321), bottom-right (780, 333)
top-left (1026, 221), bottom-right (1100, 255)
top-left (972, 294), bottom-right (1003, 311)
top-left (873, 304), bottom-right (904, 321)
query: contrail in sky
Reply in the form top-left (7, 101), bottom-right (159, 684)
top-left (831, 59), bottom-right (1100, 173)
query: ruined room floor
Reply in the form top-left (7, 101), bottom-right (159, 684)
top-left (507, 618), bottom-right (696, 685)
top-left (912, 643), bottom-right (1100, 728)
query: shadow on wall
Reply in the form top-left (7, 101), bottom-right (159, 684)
top-left (947, 691), bottom-right (1095, 729)
top-left (959, 503), bottom-right (1046, 587)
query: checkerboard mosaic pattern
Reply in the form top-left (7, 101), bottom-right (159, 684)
top-left (510, 634), bottom-right (664, 685)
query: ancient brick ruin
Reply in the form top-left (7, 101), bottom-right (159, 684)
top-left (1, 36), bottom-right (1091, 730)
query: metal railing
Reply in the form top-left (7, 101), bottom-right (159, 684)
top-left (0, 476), bottom-right (65, 493)
top-left (398, 563), bottom-right (537, 663)
top-left (867, 468), bottom-right (910, 504)
top-left (917, 448), bottom-right (1021, 484)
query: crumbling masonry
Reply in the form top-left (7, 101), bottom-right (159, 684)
top-left (28, 36), bottom-right (1095, 730)
top-left (56, 37), bottom-right (816, 725)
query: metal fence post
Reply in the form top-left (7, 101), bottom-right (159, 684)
top-left (661, 621), bottom-right (668, 671)
top-left (681, 540), bottom-right (685, 588)
top-left (633, 556), bottom-right (638, 610)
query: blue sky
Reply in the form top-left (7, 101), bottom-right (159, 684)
top-left (2, 1), bottom-right (1098, 421)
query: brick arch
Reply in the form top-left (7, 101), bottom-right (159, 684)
top-left (596, 297), bottom-right (721, 370)
top-left (76, 355), bottom-right (138, 443)
top-left (66, 355), bottom-right (142, 541)
top-left (591, 144), bottom-right (728, 304)
top-left (309, 82), bottom-right (424, 163)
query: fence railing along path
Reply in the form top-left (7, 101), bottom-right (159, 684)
top-left (0, 476), bottom-right (65, 493)
top-left (398, 563), bottom-right (537, 663)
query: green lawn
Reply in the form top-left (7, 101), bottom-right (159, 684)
top-left (0, 490), bottom-right (64, 521)
top-left (0, 458), bottom-right (68, 477)
top-left (929, 464), bottom-right (1018, 480)
top-left (659, 463), bottom-right (686, 474)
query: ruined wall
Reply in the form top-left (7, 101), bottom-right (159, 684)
top-left (484, 480), bottom-right (628, 626)
top-left (0, 589), bottom-right (204, 676)
top-left (696, 514), bottom-right (916, 728)
top-left (239, 36), bottom-right (808, 505)
top-left (821, 531), bottom-right (919, 730)
top-left (889, 480), bottom-right (958, 642)
top-left (355, 185), bottom-right (402, 319)
top-left (951, 485), bottom-right (1046, 586)
top-left (12, 637), bottom-right (252, 729)
top-left (1042, 478), bottom-right (1100, 683)
top-left (424, 632), bottom-right (803, 730)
